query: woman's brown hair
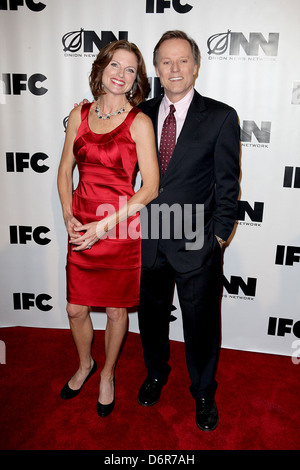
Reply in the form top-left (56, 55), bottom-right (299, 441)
top-left (89, 40), bottom-right (149, 106)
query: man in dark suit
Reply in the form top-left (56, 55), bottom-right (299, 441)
top-left (137, 30), bottom-right (240, 431)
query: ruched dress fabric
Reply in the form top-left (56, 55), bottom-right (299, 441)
top-left (66, 103), bottom-right (142, 307)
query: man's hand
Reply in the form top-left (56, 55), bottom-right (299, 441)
top-left (215, 235), bottom-right (226, 248)
top-left (74, 99), bottom-right (91, 108)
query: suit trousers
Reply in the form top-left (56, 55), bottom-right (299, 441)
top-left (138, 237), bottom-right (223, 400)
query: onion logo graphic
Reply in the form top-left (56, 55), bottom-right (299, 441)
top-left (62, 29), bottom-right (83, 52)
top-left (207, 30), bottom-right (231, 55)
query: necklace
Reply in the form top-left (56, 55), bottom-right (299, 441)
top-left (95, 101), bottom-right (127, 120)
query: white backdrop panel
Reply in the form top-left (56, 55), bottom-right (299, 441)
top-left (0, 0), bottom-right (299, 357)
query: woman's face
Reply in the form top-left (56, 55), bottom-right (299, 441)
top-left (101, 48), bottom-right (138, 97)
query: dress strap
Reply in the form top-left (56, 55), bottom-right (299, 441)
top-left (124, 106), bottom-right (141, 128)
top-left (81, 102), bottom-right (93, 121)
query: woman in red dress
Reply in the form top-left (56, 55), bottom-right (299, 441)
top-left (57, 40), bottom-right (159, 417)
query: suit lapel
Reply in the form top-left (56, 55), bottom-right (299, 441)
top-left (146, 92), bottom-right (206, 178)
top-left (145, 97), bottom-right (161, 152)
top-left (162, 91), bottom-right (206, 177)
top-left (177, 91), bottom-right (206, 145)
top-left (166, 90), bottom-right (206, 171)
top-left (145, 97), bottom-right (163, 176)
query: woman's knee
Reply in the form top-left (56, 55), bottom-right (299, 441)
top-left (106, 307), bottom-right (127, 323)
top-left (66, 303), bottom-right (89, 320)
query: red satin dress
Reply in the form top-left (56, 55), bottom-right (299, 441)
top-left (66, 103), bottom-right (141, 307)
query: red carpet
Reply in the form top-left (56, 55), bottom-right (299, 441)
top-left (0, 326), bottom-right (299, 451)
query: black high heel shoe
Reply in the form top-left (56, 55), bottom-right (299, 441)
top-left (97, 378), bottom-right (115, 417)
top-left (60, 360), bottom-right (97, 400)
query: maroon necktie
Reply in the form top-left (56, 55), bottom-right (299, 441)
top-left (159, 104), bottom-right (176, 175)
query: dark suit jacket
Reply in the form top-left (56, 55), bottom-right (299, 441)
top-left (138, 90), bottom-right (240, 273)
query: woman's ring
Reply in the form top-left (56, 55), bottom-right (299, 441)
top-left (87, 244), bottom-right (92, 249)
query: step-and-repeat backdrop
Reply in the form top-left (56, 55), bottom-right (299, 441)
top-left (1, 0), bottom-right (299, 358)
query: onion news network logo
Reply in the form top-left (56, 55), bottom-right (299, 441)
top-left (207, 30), bottom-right (279, 61)
top-left (240, 120), bottom-right (271, 148)
top-left (237, 200), bottom-right (264, 228)
top-left (62, 29), bottom-right (128, 57)
top-left (222, 275), bottom-right (257, 301)
top-left (292, 81), bottom-right (300, 105)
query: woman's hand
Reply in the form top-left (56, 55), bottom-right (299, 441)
top-left (70, 218), bottom-right (109, 251)
top-left (64, 214), bottom-right (83, 240)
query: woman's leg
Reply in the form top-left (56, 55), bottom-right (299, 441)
top-left (98, 307), bottom-right (128, 404)
top-left (66, 302), bottom-right (94, 390)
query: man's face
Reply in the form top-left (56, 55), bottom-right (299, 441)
top-left (155, 38), bottom-right (198, 103)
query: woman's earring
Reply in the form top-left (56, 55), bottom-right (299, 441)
top-left (129, 88), bottom-right (133, 99)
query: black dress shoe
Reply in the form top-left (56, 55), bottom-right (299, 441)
top-left (97, 378), bottom-right (115, 417)
top-left (60, 360), bottom-right (97, 400)
top-left (97, 398), bottom-right (115, 417)
top-left (138, 377), bottom-right (167, 406)
top-left (196, 398), bottom-right (218, 431)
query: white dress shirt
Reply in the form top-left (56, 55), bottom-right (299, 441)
top-left (157, 87), bottom-right (194, 148)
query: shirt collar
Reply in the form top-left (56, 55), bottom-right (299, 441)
top-left (162, 87), bottom-right (195, 114)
